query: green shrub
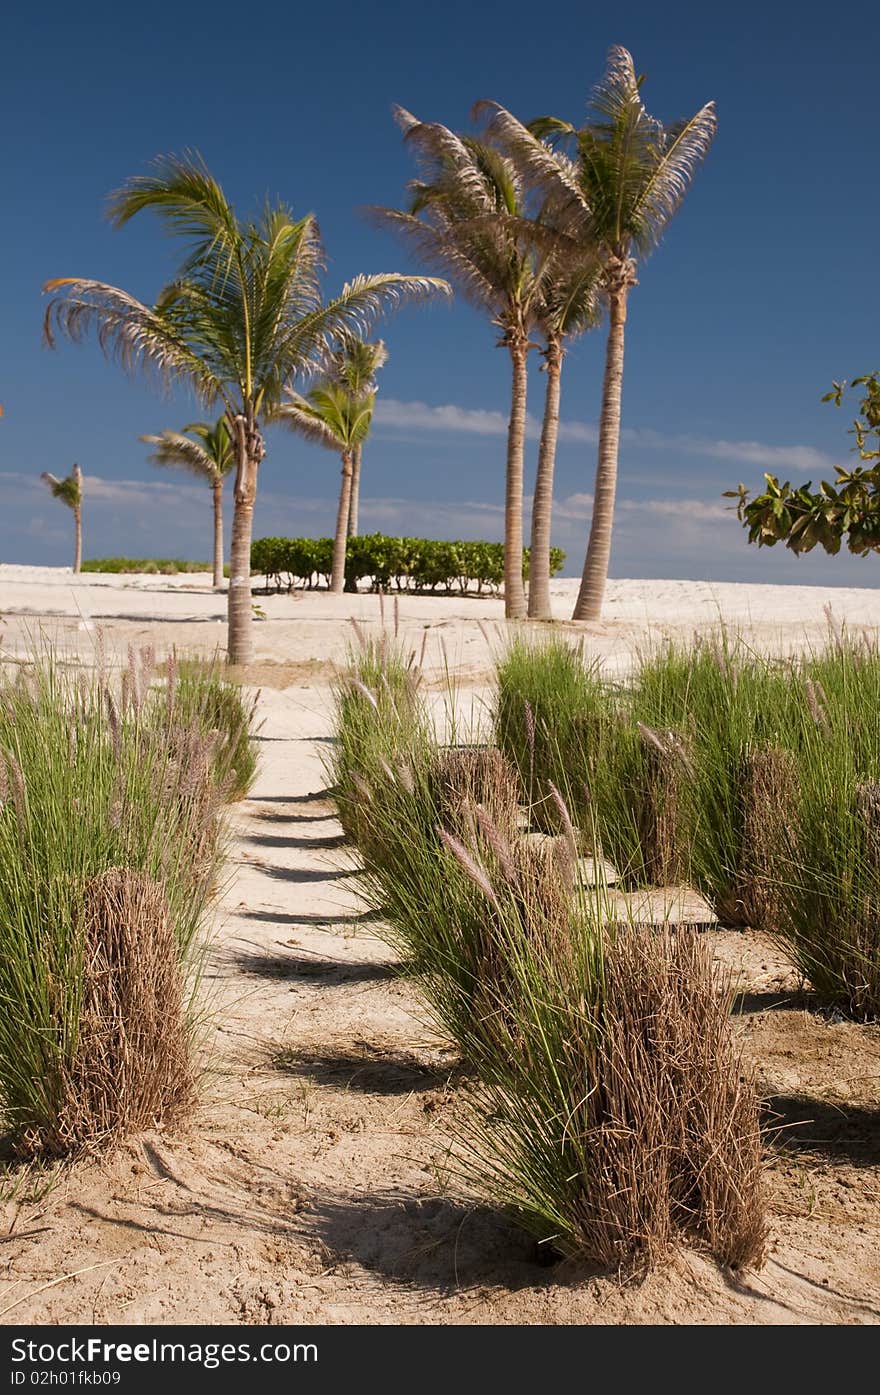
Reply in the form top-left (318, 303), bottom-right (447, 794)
top-left (252, 535), bottom-right (566, 594)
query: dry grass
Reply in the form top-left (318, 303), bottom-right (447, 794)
top-left (636, 726), bottom-right (690, 887)
top-left (551, 927), bottom-right (767, 1273)
top-left (430, 746), bottom-right (521, 843)
top-left (20, 869), bottom-right (194, 1158)
top-left (732, 746), bottom-right (800, 929)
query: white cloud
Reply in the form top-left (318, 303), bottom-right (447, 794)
top-left (374, 398), bottom-right (834, 474)
top-left (619, 497), bottom-right (729, 522)
top-left (375, 399), bottom-right (516, 438)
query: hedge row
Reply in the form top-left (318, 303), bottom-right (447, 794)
top-left (250, 535), bottom-right (566, 594)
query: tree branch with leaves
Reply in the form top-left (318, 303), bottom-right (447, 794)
top-left (728, 374), bottom-right (880, 558)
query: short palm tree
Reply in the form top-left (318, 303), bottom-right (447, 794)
top-left (480, 48), bottom-right (716, 620)
top-left (43, 153), bottom-right (448, 663)
top-left (141, 417), bottom-right (234, 589)
top-left (369, 114), bottom-right (552, 620)
top-left (41, 463), bottom-right (83, 573)
top-left (325, 337), bottom-right (388, 538)
top-left (277, 373), bottom-right (378, 592)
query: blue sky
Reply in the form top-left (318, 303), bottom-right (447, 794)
top-left (1, 1), bottom-right (878, 584)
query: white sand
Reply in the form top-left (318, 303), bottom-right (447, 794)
top-left (2, 565), bottom-right (878, 681)
top-left (1, 565), bottom-right (878, 1325)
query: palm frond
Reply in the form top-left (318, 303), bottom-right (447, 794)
top-left (271, 272), bottom-right (449, 405)
top-left (364, 206), bottom-right (498, 313)
top-left (140, 430), bottom-right (218, 480)
top-left (327, 337), bottom-right (389, 396)
top-left (250, 210), bottom-right (324, 391)
top-left (395, 115), bottom-right (499, 214)
top-left (43, 278), bottom-right (228, 407)
top-left (40, 470), bottom-right (81, 509)
top-left (474, 102), bottom-right (589, 234)
top-left (106, 151), bottom-right (243, 286)
top-left (277, 393), bottom-right (345, 451)
top-left (630, 103), bottom-right (717, 249)
top-left (276, 382), bottom-right (376, 452)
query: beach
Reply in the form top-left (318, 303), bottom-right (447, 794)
top-left (1, 566), bottom-right (878, 1325)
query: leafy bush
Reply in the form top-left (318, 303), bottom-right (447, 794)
top-left (251, 535), bottom-right (565, 594)
top-left (0, 648), bottom-right (225, 1156)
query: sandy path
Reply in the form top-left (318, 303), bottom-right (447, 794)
top-left (1, 679), bottom-right (879, 1326)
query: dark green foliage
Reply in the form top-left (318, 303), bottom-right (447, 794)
top-left (729, 373), bottom-right (880, 558)
top-left (251, 535), bottom-right (565, 594)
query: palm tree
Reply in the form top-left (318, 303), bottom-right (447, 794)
top-left (41, 463), bottom-right (83, 573)
top-left (277, 374), bottom-right (378, 592)
top-left (369, 114), bottom-right (551, 620)
top-left (528, 260), bottom-right (601, 619)
top-left (479, 48), bottom-right (716, 620)
top-left (325, 337), bottom-right (389, 538)
top-left (141, 417), bottom-right (234, 589)
top-left (43, 153), bottom-right (448, 664)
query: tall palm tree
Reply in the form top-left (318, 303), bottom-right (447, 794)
top-left (479, 48), bottom-right (716, 620)
top-left (277, 376), bottom-right (378, 592)
top-left (325, 337), bottom-right (388, 538)
top-left (141, 416), bottom-right (234, 589)
top-left (527, 259), bottom-right (601, 619)
top-left (41, 463), bottom-right (83, 573)
top-left (369, 113), bottom-right (551, 620)
top-left (43, 153), bottom-right (448, 664)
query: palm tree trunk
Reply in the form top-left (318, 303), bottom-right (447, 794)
top-left (227, 413), bottom-right (264, 667)
top-left (73, 505), bottom-right (82, 575)
top-left (347, 444), bottom-right (361, 538)
top-left (331, 451), bottom-right (354, 595)
top-left (527, 336), bottom-right (563, 620)
top-left (504, 337), bottom-right (529, 620)
top-left (572, 287), bottom-right (629, 622)
top-left (212, 479), bottom-right (224, 590)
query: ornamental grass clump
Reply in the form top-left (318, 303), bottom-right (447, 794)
top-left (0, 651), bottom-right (224, 1156)
top-left (762, 676), bottom-right (880, 1019)
top-left (493, 638), bottom-right (688, 886)
top-left (494, 637), bottom-right (607, 831)
top-left (430, 806), bottom-right (767, 1273)
top-left (328, 631), bottom-right (428, 852)
top-left (631, 635), bottom-right (796, 921)
top-left (448, 888), bottom-right (767, 1272)
top-left (332, 641), bottom-right (767, 1270)
top-left (152, 652), bottom-right (260, 802)
top-left (22, 868), bottom-right (195, 1158)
